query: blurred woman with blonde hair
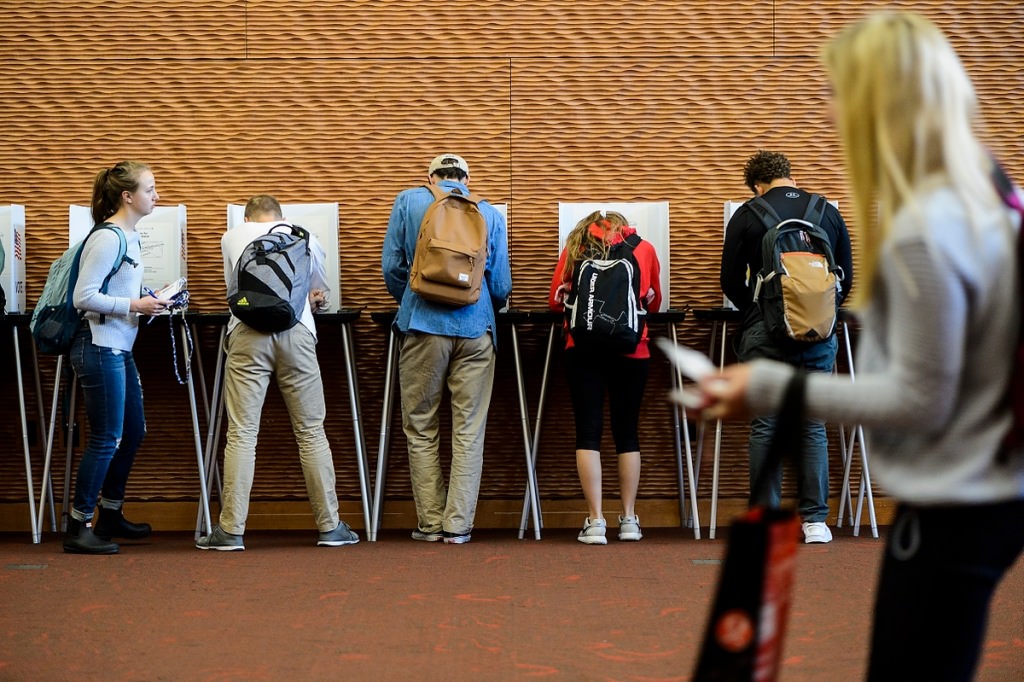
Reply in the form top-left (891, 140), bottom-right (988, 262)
top-left (699, 12), bottom-right (1024, 680)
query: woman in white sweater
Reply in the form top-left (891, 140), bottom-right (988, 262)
top-left (64, 161), bottom-right (167, 554)
top-left (701, 12), bottom-right (1024, 681)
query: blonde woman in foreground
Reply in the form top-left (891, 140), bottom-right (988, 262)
top-left (699, 12), bottom-right (1024, 681)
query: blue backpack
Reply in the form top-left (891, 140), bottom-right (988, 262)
top-left (31, 223), bottom-right (130, 355)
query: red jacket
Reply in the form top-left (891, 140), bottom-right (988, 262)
top-left (549, 224), bottom-right (663, 359)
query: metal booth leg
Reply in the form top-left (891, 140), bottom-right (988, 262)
top-left (369, 326), bottom-right (399, 541)
top-left (341, 321), bottom-right (372, 537)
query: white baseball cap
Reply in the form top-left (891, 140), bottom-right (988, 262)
top-left (428, 153), bottom-right (469, 176)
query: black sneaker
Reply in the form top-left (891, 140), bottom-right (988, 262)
top-left (442, 530), bottom-right (471, 545)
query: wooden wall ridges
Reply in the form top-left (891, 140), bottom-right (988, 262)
top-left (1, 1), bottom-right (1021, 525)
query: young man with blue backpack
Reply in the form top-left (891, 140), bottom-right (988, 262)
top-left (196, 194), bottom-right (359, 551)
top-left (720, 150), bottom-right (854, 544)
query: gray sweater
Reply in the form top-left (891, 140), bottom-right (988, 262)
top-left (748, 180), bottom-right (1024, 505)
top-left (73, 226), bottom-right (144, 352)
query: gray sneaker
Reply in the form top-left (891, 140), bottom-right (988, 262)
top-left (442, 531), bottom-right (472, 544)
top-left (577, 517), bottom-right (608, 545)
top-left (318, 521), bottom-right (360, 546)
top-left (618, 515), bottom-right (643, 541)
top-left (411, 529), bottom-right (443, 542)
top-left (196, 525), bottom-right (245, 551)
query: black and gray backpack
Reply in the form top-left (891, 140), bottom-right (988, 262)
top-left (749, 194), bottom-right (843, 343)
top-left (228, 223), bottom-right (312, 333)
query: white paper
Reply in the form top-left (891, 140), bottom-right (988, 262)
top-left (656, 337), bottom-right (718, 409)
top-left (0, 205), bottom-right (26, 312)
top-left (557, 201), bottom-right (670, 311)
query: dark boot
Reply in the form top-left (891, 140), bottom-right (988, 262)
top-left (63, 518), bottom-right (119, 555)
top-left (94, 507), bottom-right (152, 541)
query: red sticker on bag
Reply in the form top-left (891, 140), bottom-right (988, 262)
top-left (715, 608), bottom-right (755, 652)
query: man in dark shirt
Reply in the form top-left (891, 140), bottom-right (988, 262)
top-left (720, 150), bottom-right (854, 543)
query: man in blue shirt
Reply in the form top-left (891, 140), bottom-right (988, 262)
top-left (381, 154), bottom-right (512, 544)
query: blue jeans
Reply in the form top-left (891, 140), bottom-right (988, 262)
top-left (69, 326), bottom-right (146, 521)
top-left (737, 321), bottom-right (836, 521)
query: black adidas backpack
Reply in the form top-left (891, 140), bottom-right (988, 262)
top-left (227, 223), bottom-right (312, 333)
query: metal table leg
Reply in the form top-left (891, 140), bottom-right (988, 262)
top-left (369, 326), bottom-right (399, 541)
top-left (511, 325), bottom-right (541, 540)
top-left (341, 322), bottom-right (372, 537)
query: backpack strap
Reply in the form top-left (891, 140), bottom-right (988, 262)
top-left (802, 194), bottom-right (828, 226)
top-left (93, 223), bottom-right (129, 324)
top-left (423, 183), bottom-right (481, 206)
top-left (67, 223), bottom-right (129, 326)
top-left (267, 222), bottom-right (309, 240)
top-left (747, 195), bottom-right (783, 232)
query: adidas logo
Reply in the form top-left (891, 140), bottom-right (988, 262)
top-left (236, 296), bottom-right (249, 307)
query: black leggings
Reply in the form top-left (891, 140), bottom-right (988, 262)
top-left (867, 499), bottom-right (1024, 681)
top-left (564, 348), bottom-right (649, 453)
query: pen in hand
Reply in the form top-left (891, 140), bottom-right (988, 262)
top-left (142, 287), bottom-right (163, 323)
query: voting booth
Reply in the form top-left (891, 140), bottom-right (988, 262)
top-left (70, 204), bottom-right (188, 292)
top-left (722, 197), bottom-right (841, 310)
top-left (0, 205), bottom-right (26, 312)
top-left (226, 202), bottom-right (341, 312)
top-left (557, 201), bottom-right (670, 311)
top-left (548, 202), bottom-right (699, 538)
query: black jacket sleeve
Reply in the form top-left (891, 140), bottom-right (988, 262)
top-left (721, 205), bottom-right (757, 312)
top-left (823, 204), bottom-right (854, 304)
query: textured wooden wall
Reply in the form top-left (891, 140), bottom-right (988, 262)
top-left (2, 1), bottom-right (1022, 524)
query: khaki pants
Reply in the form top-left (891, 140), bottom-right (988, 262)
top-left (398, 332), bottom-right (495, 535)
top-left (219, 324), bottom-right (339, 534)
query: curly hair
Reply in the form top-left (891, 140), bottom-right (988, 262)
top-left (743, 150), bottom-right (792, 193)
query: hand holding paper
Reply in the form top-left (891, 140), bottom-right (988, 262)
top-left (655, 337), bottom-right (716, 409)
top-left (655, 337), bottom-right (754, 418)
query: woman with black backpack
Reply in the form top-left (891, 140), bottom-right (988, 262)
top-left (549, 210), bottom-right (662, 545)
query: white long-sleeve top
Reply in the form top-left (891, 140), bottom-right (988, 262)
top-left (748, 178), bottom-right (1024, 505)
top-left (73, 225), bottom-right (143, 352)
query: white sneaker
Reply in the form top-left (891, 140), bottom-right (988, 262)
top-left (802, 521), bottom-right (833, 544)
top-left (618, 515), bottom-right (643, 541)
top-left (577, 517), bottom-right (607, 545)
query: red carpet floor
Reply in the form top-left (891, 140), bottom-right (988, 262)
top-left (1, 526), bottom-right (1022, 681)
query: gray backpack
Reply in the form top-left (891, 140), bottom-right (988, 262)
top-left (227, 223), bottom-right (312, 333)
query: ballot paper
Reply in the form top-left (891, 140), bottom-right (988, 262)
top-left (655, 337), bottom-right (716, 409)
